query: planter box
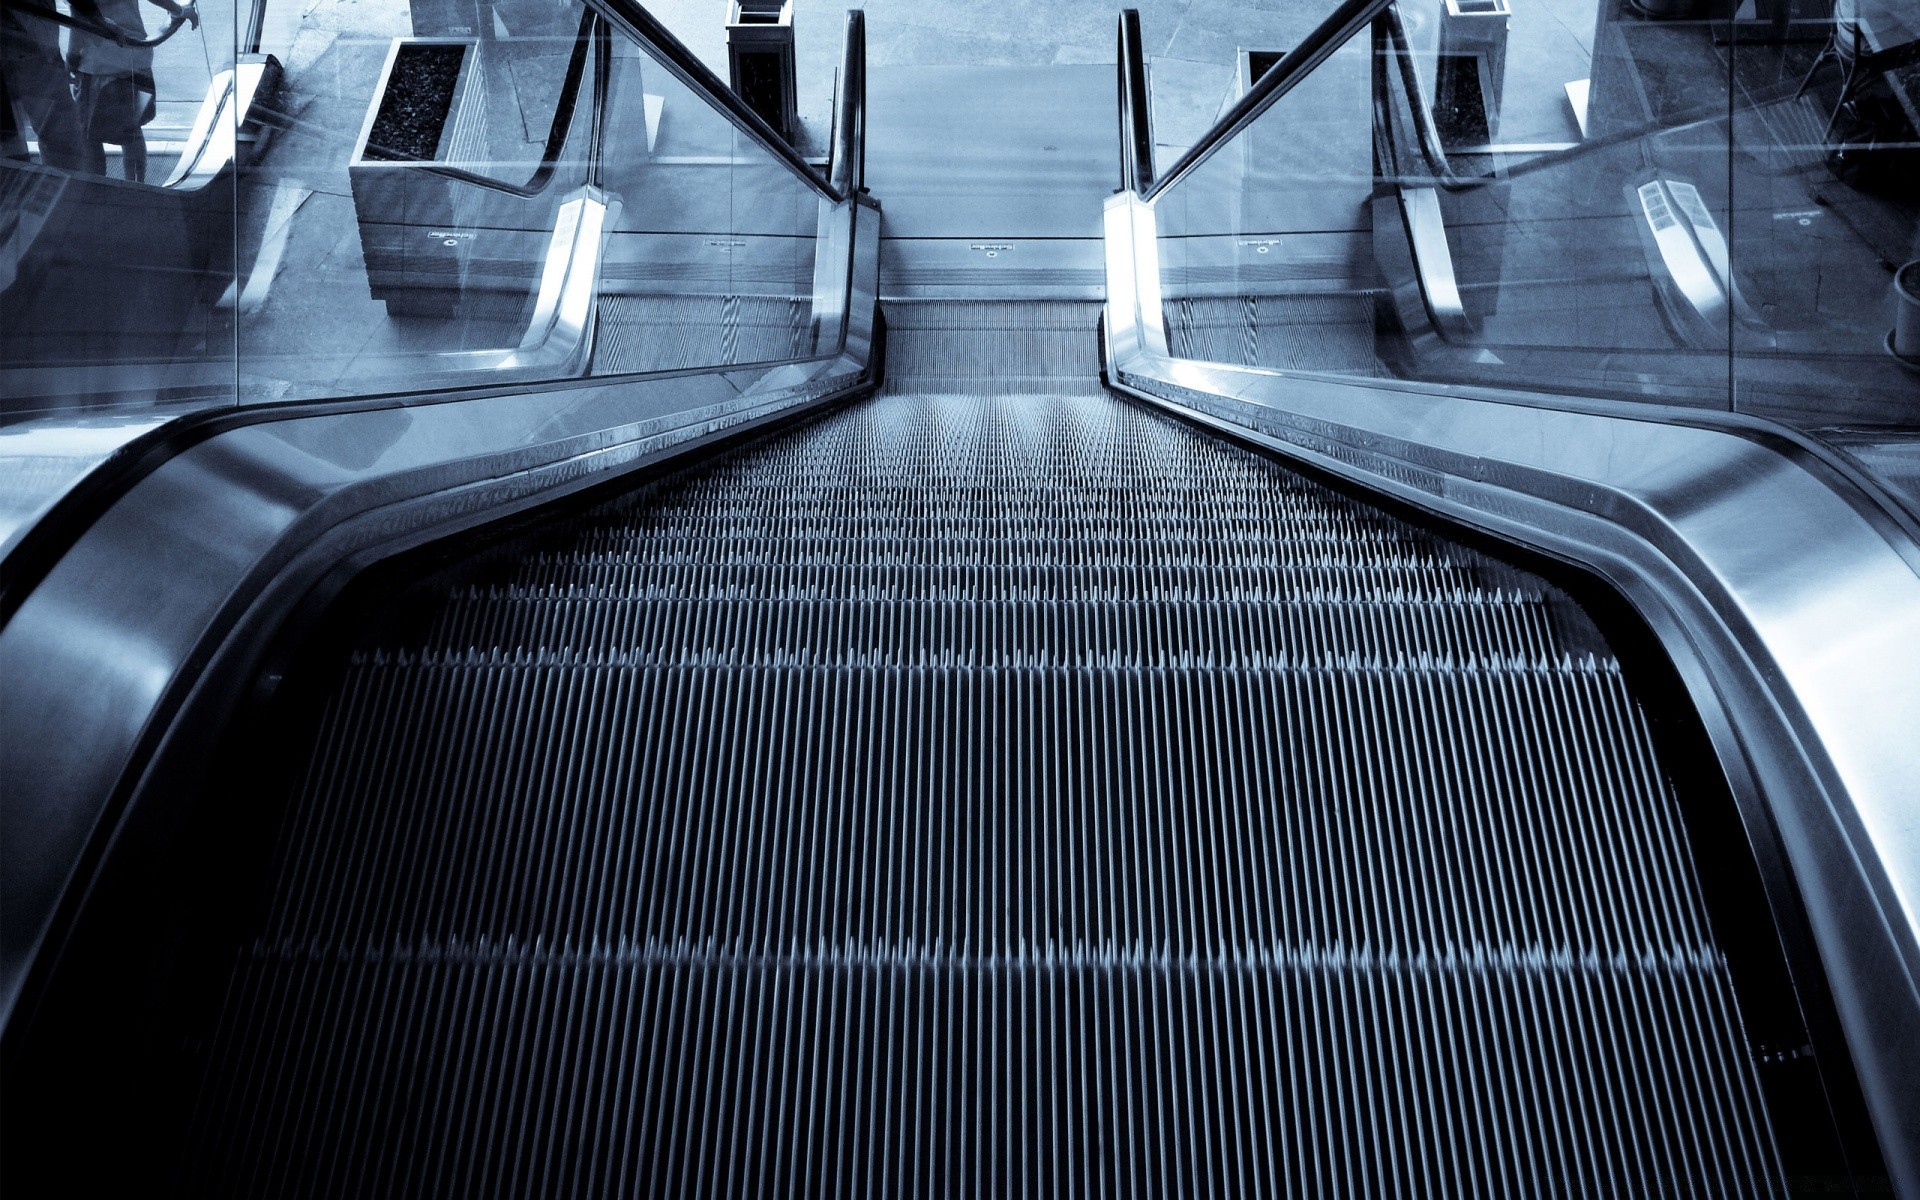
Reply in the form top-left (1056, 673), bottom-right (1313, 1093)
top-left (1434, 0), bottom-right (1510, 146)
top-left (349, 37), bottom-right (488, 317)
top-left (727, 0), bottom-right (797, 144)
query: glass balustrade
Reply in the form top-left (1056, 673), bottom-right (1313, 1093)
top-left (1143, 0), bottom-right (1919, 432)
top-left (0, 0), bottom-right (848, 420)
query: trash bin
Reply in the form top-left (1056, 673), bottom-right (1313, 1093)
top-left (1893, 260), bottom-right (1920, 365)
top-left (727, 0), bottom-right (797, 145)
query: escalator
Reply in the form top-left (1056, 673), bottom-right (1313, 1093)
top-left (4, 0), bottom-right (1917, 1196)
top-left (2, 300), bottom-right (1877, 1195)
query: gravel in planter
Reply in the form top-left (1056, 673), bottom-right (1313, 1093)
top-left (366, 44), bottom-right (466, 161)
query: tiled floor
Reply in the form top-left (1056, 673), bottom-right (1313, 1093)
top-left (643, 0), bottom-right (1406, 160)
top-left (634, 0), bottom-right (1611, 163)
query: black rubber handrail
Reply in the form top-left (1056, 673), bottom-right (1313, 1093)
top-left (359, 6), bottom-right (598, 199)
top-left (2, 0), bottom-right (192, 49)
top-left (829, 9), bottom-right (865, 197)
top-left (1140, 0), bottom-right (1394, 202)
top-left (596, 0), bottom-right (844, 202)
top-left (1117, 9), bottom-right (1154, 193)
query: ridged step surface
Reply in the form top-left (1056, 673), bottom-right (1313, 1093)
top-left (1164, 294), bottom-right (1384, 375)
top-left (176, 301), bottom-right (1784, 1198)
top-left (592, 294), bottom-right (811, 374)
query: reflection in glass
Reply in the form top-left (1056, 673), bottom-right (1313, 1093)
top-left (1, 0), bottom-right (238, 411)
top-left (1145, 0), bottom-right (1919, 433)
top-left (0, 0), bottom-right (841, 421)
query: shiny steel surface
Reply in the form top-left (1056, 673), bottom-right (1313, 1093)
top-left (1105, 191), bottom-right (1920, 1191)
top-left (0, 200), bottom-right (879, 1032)
top-left (0, 415), bottom-right (180, 559)
top-left (159, 59), bottom-right (276, 191)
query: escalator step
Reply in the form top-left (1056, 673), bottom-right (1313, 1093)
top-left (881, 300), bottom-right (1105, 394)
top-left (593, 294), bottom-right (811, 374)
top-left (173, 302), bottom-right (1786, 1198)
top-left (1166, 294), bottom-right (1384, 375)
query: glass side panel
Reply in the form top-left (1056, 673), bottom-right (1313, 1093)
top-left (232, 0), bottom-right (599, 399)
top-left (1727, 0), bottom-right (1920, 429)
top-left (1146, 0), bottom-right (1920, 431)
top-left (234, 0), bottom-right (828, 398)
top-left (589, 29), bottom-right (825, 375)
top-left (0, 0), bottom-right (838, 421)
top-left (1, 0), bottom-right (240, 416)
top-left (1384, 0), bottom-right (1738, 408)
top-left (1153, 34), bottom-right (1384, 377)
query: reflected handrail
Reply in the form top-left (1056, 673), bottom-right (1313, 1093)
top-left (359, 6), bottom-right (600, 200)
top-left (1373, 4), bottom-right (1732, 194)
top-left (1374, 6), bottom-right (1468, 188)
top-left (586, 9), bottom-right (612, 188)
top-left (160, 57), bottom-right (276, 190)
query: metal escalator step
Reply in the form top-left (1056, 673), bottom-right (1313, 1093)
top-left (593, 294), bottom-right (810, 374)
top-left (250, 655), bottom-right (1711, 952)
top-left (881, 300), bottom-right (1106, 393)
top-left (185, 938), bottom-right (1768, 1198)
top-left (1166, 294), bottom-right (1385, 375)
top-left (396, 596), bottom-right (1567, 668)
top-left (172, 303), bottom-right (1787, 1198)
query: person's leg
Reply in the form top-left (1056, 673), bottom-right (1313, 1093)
top-left (4, 53), bottom-right (89, 170)
top-left (124, 73), bottom-right (155, 182)
top-left (1, 68), bottom-right (29, 161)
top-left (74, 74), bottom-right (109, 174)
top-left (122, 129), bottom-right (146, 182)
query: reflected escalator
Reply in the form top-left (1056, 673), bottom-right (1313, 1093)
top-left (1150, 0), bottom-right (1920, 424)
